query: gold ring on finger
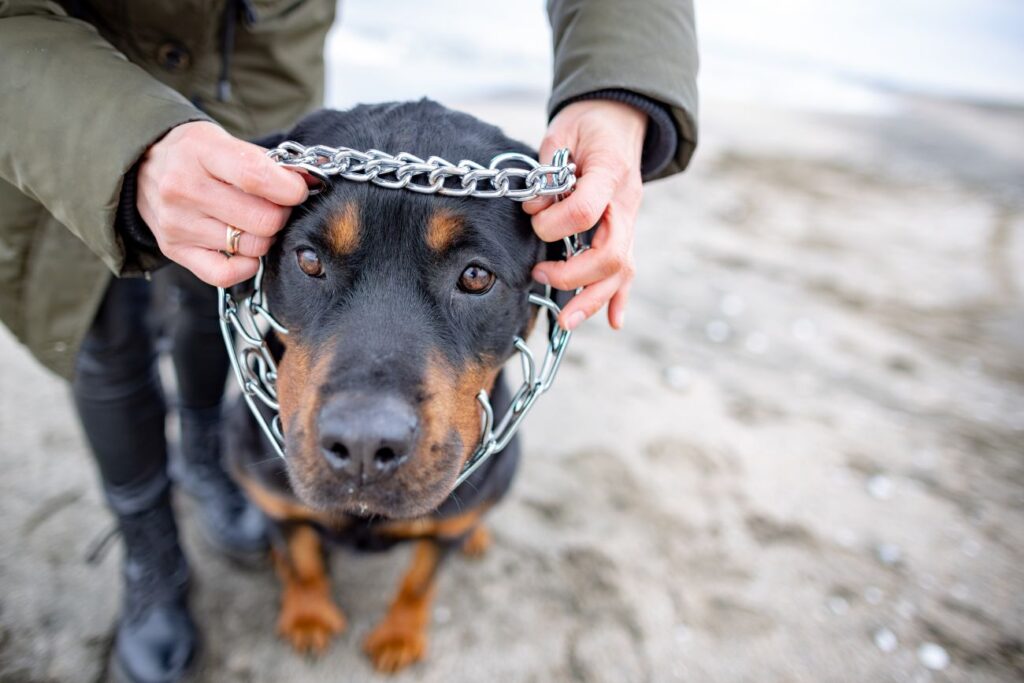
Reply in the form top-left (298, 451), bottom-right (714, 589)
top-left (225, 225), bottom-right (243, 257)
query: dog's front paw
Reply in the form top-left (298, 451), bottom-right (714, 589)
top-left (363, 616), bottom-right (427, 673)
top-left (460, 524), bottom-right (491, 558)
top-left (277, 580), bottom-right (347, 655)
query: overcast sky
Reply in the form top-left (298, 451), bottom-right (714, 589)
top-left (324, 0), bottom-right (1024, 113)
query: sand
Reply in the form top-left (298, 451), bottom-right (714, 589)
top-left (1, 91), bottom-right (1021, 683)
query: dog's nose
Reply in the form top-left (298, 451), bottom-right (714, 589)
top-left (317, 393), bottom-right (417, 483)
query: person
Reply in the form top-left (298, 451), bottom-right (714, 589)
top-left (0, 1), bottom-right (698, 681)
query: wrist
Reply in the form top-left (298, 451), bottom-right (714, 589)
top-left (553, 90), bottom-right (676, 179)
top-left (557, 98), bottom-right (643, 166)
top-left (561, 98), bottom-right (647, 135)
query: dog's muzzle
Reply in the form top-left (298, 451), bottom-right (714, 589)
top-left (218, 146), bottom-right (581, 488)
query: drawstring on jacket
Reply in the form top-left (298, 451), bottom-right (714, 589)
top-left (219, 0), bottom-right (257, 101)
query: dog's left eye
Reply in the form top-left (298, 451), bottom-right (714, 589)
top-left (457, 265), bottom-right (496, 294)
top-left (296, 248), bottom-right (325, 278)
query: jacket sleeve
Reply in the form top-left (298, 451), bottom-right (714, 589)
top-left (0, 0), bottom-right (212, 274)
top-left (546, 0), bottom-right (699, 180)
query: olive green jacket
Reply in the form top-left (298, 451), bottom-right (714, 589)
top-left (0, 0), bottom-right (697, 378)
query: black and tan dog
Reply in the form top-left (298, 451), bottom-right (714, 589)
top-left (224, 100), bottom-right (566, 672)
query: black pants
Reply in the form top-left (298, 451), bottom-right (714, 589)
top-left (72, 267), bottom-right (228, 487)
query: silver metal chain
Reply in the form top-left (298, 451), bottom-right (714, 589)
top-left (267, 141), bottom-right (576, 201)
top-left (219, 146), bottom-right (580, 488)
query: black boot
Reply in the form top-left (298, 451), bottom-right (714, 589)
top-left (106, 470), bottom-right (198, 683)
top-left (172, 405), bottom-right (268, 562)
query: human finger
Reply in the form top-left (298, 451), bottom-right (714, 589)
top-left (530, 164), bottom-right (617, 242)
top-left (533, 201), bottom-right (634, 288)
top-left (199, 134), bottom-right (309, 206)
top-left (522, 194), bottom-right (555, 216)
top-left (180, 218), bottom-right (275, 258)
top-left (190, 178), bottom-right (292, 238)
top-left (174, 246), bottom-right (260, 288)
top-left (523, 131), bottom-right (574, 215)
top-left (607, 280), bottom-right (632, 329)
top-left (557, 272), bottom-right (625, 331)
top-left (532, 241), bottom-right (627, 292)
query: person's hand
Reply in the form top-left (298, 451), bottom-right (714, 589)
top-left (136, 121), bottom-right (308, 287)
top-left (525, 100), bottom-right (647, 331)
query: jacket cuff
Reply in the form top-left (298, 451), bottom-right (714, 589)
top-left (551, 89), bottom-right (680, 181)
top-left (116, 163), bottom-right (168, 274)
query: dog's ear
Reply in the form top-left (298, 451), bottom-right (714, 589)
top-left (251, 130), bottom-right (288, 149)
top-left (249, 107), bottom-right (355, 148)
top-left (277, 106), bottom-right (387, 148)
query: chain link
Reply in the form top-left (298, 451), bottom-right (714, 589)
top-left (220, 146), bottom-right (580, 487)
top-left (267, 141), bottom-right (577, 201)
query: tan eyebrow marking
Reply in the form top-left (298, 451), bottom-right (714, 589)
top-left (328, 202), bottom-right (360, 254)
top-left (425, 210), bottom-right (463, 252)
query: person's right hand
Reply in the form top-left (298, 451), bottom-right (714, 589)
top-left (136, 121), bottom-right (309, 287)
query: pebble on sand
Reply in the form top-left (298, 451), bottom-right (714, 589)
top-left (873, 627), bottom-right (898, 653)
top-left (867, 474), bottom-right (894, 500)
top-left (876, 542), bottom-right (903, 566)
top-left (744, 331), bottom-right (770, 355)
top-left (917, 642), bottom-right (950, 670)
top-left (896, 600), bottom-right (917, 620)
top-left (668, 308), bottom-right (690, 330)
top-left (827, 596), bottom-right (849, 616)
top-left (663, 366), bottom-right (693, 392)
top-left (706, 319), bottom-right (732, 343)
top-left (791, 317), bottom-right (818, 343)
top-left (834, 527), bottom-right (858, 548)
top-left (720, 293), bottom-right (746, 317)
top-left (960, 538), bottom-right (981, 558)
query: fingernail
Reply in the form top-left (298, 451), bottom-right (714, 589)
top-left (614, 311), bottom-right (626, 329)
top-left (565, 310), bottom-right (585, 330)
top-left (533, 270), bottom-right (549, 286)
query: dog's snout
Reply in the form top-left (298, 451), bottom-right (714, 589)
top-left (318, 393), bottom-right (417, 483)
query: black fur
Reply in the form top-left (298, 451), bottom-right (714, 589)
top-left (226, 100), bottom-right (556, 531)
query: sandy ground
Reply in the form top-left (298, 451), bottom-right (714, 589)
top-left (1, 92), bottom-right (1022, 683)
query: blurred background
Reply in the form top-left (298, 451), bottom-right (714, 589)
top-left (2, 1), bottom-right (1022, 681)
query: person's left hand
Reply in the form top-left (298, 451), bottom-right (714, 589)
top-left (525, 99), bottom-right (647, 331)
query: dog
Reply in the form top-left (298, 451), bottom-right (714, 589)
top-left (224, 100), bottom-right (569, 672)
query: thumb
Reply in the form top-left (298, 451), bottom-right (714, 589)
top-left (523, 133), bottom-right (573, 215)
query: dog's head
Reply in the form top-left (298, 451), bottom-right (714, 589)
top-left (261, 100), bottom-right (547, 519)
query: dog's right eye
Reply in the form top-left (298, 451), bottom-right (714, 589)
top-left (296, 248), bottom-right (325, 278)
top-left (458, 264), bottom-right (496, 294)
